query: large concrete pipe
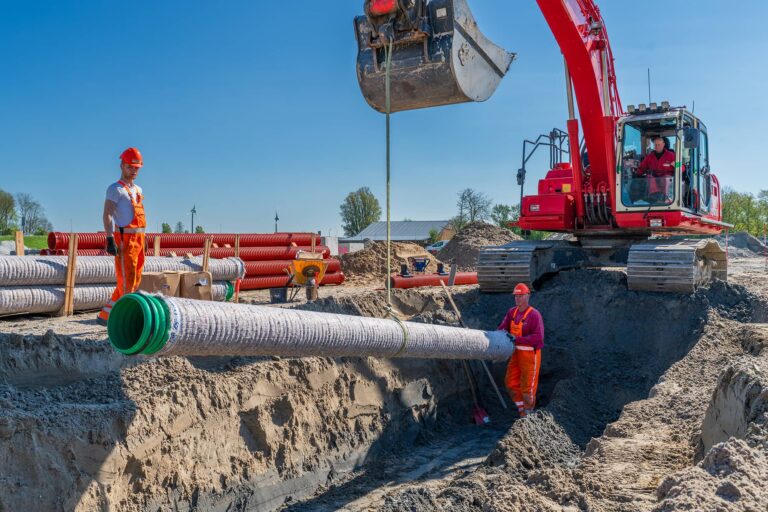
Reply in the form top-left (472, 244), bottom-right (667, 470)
top-left (108, 293), bottom-right (513, 359)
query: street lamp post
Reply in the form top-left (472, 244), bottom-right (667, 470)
top-left (191, 205), bottom-right (197, 234)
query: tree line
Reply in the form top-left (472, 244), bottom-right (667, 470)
top-left (160, 222), bottom-right (205, 234)
top-left (0, 188), bottom-right (53, 235)
top-left (338, 186), bottom-right (766, 240)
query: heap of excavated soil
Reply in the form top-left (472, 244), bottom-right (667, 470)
top-left (340, 241), bottom-right (441, 285)
top-left (437, 222), bottom-right (521, 271)
top-left (716, 231), bottom-right (767, 258)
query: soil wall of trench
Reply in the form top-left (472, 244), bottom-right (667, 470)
top-left (0, 269), bottom-right (766, 511)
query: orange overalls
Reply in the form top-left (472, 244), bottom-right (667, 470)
top-left (505, 307), bottom-right (542, 418)
top-left (97, 181), bottom-right (146, 323)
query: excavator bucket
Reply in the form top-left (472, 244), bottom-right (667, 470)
top-left (354, 0), bottom-right (515, 113)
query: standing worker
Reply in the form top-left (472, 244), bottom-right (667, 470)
top-left (97, 148), bottom-right (147, 325)
top-left (497, 283), bottom-right (544, 418)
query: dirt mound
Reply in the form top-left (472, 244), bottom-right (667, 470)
top-left (716, 231), bottom-right (767, 258)
top-left (340, 242), bottom-right (441, 285)
top-left (437, 222), bottom-right (521, 271)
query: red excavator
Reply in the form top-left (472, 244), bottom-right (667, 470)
top-left (354, 0), bottom-right (729, 293)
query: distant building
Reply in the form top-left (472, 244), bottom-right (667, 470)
top-left (339, 220), bottom-right (454, 254)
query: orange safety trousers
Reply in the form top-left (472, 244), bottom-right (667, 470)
top-left (505, 306), bottom-right (541, 417)
top-left (505, 348), bottom-right (542, 418)
top-left (98, 181), bottom-right (146, 323)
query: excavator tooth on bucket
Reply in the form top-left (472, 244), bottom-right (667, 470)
top-left (354, 0), bottom-right (515, 113)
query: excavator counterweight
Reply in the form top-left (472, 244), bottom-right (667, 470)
top-left (354, 0), bottom-right (515, 113)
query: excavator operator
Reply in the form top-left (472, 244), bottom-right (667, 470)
top-left (497, 283), bottom-right (544, 418)
top-left (635, 135), bottom-right (675, 202)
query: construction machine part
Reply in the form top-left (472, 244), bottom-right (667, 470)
top-left (107, 293), bottom-right (513, 360)
top-left (239, 272), bottom-right (345, 291)
top-left (627, 239), bottom-right (727, 293)
top-left (477, 240), bottom-right (631, 293)
top-left (243, 259), bottom-right (341, 278)
top-left (290, 259), bottom-right (330, 286)
top-left (354, 0), bottom-right (515, 113)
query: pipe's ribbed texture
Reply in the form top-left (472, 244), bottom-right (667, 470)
top-left (110, 295), bottom-right (513, 360)
top-left (243, 259), bottom-right (342, 277)
top-left (49, 232), bottom-right (318, 250)
top-left (390, 272), bottom-right (479, 289)
top-left (0, 256), bottom-right (245, 286)
top-left (240, 272), bottom-right (345, 291)
top-left (0, 282), bottom-right (232, 316)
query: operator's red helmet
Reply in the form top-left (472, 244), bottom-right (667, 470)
top-left (513, 283), bottom-right (531, 295)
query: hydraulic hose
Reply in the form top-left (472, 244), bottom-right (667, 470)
top-left (107, 294), bottom-right (514, 360)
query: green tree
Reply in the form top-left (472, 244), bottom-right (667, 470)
top-left (15, 193), bottom-right (50, 234)
top-left (174, 221), bottom-right (184, 234)
top-left (161, 223), bottom-right (172, 233)
top-left (340, 187), bottom-right (382, 237)
top-left (0, 189), bottom-right (16, 235)
top-left (194, 226), bottom-right (205, 234)
top-left (428, 228), bottom-right (440, 244)
top-left (490, 204), bottom-right (514, 229)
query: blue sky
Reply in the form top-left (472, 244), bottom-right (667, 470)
top-left (1, 0), bottom-right (765, 235)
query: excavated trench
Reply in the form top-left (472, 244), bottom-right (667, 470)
top-left (0, 269), bottom-right (765, 511)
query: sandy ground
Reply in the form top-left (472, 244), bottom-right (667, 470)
top-left (0, 257), bottom-right (767, 511)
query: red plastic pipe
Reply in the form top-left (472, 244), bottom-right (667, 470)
top-left (48, 232), bottom-right (319, 250)
top-left (389, 272), bottom-right (478, 289)
top-left (239, 272), bottom-right (346, 291)
top-left (244, 259), bottom-right (341, 277)
top-left (144, 246), bottom-right (330, 260)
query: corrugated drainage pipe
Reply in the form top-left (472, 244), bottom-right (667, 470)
top-left (0, 256), bottom-right (245, 286)
top-left (390, 272), bottom-right (478, 289)
top-left (108, 294), bottom-right (514, 360)
top-left (0, 282), bottom-right (234, 317)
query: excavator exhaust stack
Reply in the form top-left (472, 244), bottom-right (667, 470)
top-left (354, 0), bottom-right (515, 113)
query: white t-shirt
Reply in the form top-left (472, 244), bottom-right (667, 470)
top-left (106, 182), bottom-right (143, 228)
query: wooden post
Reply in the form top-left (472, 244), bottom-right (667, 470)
top-left (58, 233), bottom-right (78, 317)
top-left (153, 236), bottom-right (161, 257)
top-left (202, 237), bottom-right (212, 273)
top-left (14, 231), bottom-right (24, 256)
top-left (234, 234), bottom-right (241, 259)
top-left (311, 234), bottom-right (316, 253)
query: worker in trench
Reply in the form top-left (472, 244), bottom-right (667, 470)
top-left (497, 283), bottom-right (544, 417)
top-left (97, 148), bottom-right (147, 325)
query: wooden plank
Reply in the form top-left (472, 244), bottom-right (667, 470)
top-left (58, 233), bottom-right (78, 317)
top-left (153, 237), bottom-right (161, 257)
top-left (202, 237), bottom-right (212, 273)
top-left (14, 231), bottom-right (24, 256)
top-left (311, 234), bottom-right (316, 253)
top-left (234, 235), bottom-right (241, 259)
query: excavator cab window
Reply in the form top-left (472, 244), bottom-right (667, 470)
top-left (620, 120), bottom-right (678, 208)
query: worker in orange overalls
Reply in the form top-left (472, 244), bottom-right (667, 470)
top-left (497, 283), bottom-right (545, 418)
top-left (97, 148), bottom-right (147, 325)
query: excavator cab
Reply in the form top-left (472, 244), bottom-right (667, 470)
top-left (354, 0), bottom-right (515, 113)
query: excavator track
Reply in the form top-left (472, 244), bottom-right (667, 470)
top-left (626, 239), bottom-right (727, 293)
top-left (477, 238), bottom-right (727, 294)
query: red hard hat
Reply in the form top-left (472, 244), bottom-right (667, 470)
top-left (120, 147), bottom-right (143, 168)
top-left (513, 283), bottom-right (531, 295)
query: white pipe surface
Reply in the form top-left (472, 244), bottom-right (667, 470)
top-left (0, 256), bottom-right (244, 286)
top-left (156, 297), bottom-right (514, 360)
top-left (0, 283), bottom-right (232, 316)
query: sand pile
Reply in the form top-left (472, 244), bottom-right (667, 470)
top-left (437, 222), bottom-right (521, 271)
top-left (340, 242), bottom-right (441, 285)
